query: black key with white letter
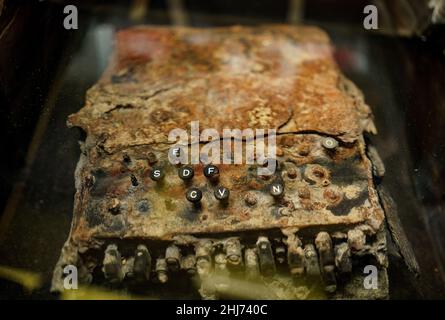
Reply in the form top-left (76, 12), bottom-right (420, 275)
top-left (186, 187), bottom-right (202, 203)
top-left (214, 186), bottom-right (230, 203)
top-left (203, 164), bottom-right (219, 180)
top-left (149, 166), bottom-right (164, 181)
top-left (178, 166), bottom-right (194, 181)
top-left (269, 182), bottom-right (284, 198)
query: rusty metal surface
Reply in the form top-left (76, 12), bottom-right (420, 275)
top-left (68, 25), bottom-right (376, 154)
top-left (69, 135), bottom-right (383, 242)
top-left (52, 25), bottom-right (387, 298)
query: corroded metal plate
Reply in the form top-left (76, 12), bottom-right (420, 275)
top-left (52, 26), bottom-right (387, 299)
top-left (71, 135), bottom-right (383, 241)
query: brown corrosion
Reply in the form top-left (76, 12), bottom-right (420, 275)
top-left (60, 25), bottom-right (384, 253)
top-left (65, 133), bottom-right (384, 242)
top-left (67, 25), bottom-right (376, 154)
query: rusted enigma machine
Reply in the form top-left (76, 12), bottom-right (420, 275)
top-left (52, 25), bottom-right (392, 299)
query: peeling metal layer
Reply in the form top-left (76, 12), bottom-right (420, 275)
top-left (68, 25), bottom-right (376, 154)
top-left (53, 26), bottom-right (387, 298)
top-left (68, 134), bottom-right (384, 242)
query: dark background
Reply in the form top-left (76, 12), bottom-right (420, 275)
top-left (0, 0), bottom-right (444, 299)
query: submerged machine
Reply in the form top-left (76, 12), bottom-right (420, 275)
top-left (51, 25), bottom-right (409, 299)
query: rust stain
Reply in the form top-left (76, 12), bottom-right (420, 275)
top-left (52, 26), bottom-right (386, 297)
